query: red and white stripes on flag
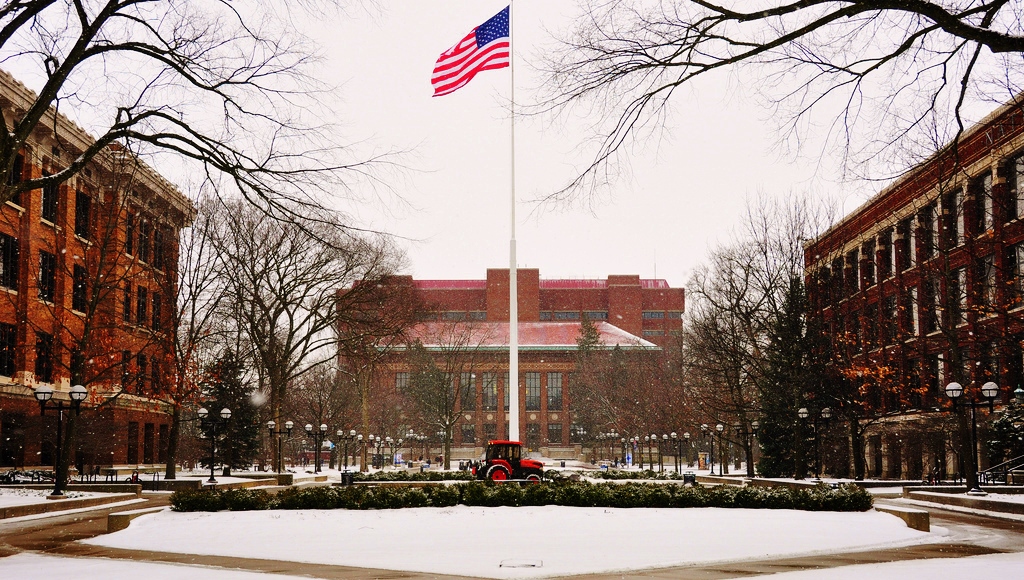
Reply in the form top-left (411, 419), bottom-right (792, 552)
top-left (431, 6), bottom-right (510, 97)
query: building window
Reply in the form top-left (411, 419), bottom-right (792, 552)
top-left (138, 218), bottom-right (151, 263)
top-left (41, 172), bottom-right (59, 223)
top-left (151, 293), bottom-right (162, 331)
top-left (830, 257), bottom-right (844, 302)
top-left (136, 353), bottom-right (147, 393)
top-left (921, 204), bottom-right (938, 259)
top-left (642, 330), bottom-right (665, 336)
top-left (125, 212), bottom-right (135, 255)
top-left (143, 423), bottom-right (155, 464)
top-left (1008, 243), bottom-right (1024, 309)
top-left (973, 172), bottom-right (994, 234)
top-left (460, 372), bottom-right (475, 410)
top-left (395, 372), bottom-right (409, 390)
top-left (37, 251), bottom-right (55, 302)
top-left (482, 373), bottom-right (497, 411)
top-left (123, 284), bottom-right (132, 323)
top-left (461, 424), bottom-right (476, 445)
top-left (904, 287), bottom-right (919, 336)
top-left (864, 304), bottom-right (877, 349)
top-left (547, 423), bottom-right (563, 445)
top-left (977, 254), bottom-right (996, 313)
top-left (74, 191), bottom-right (91, 239)
top-left (72, 264), bottom-right (88, 312)
top-left (441, 311), bottom-right (465, 321)
top-left (468, 311), bottom-right (486, 320)
top-left (127, 422), bottom-right (138, 464)
top-left (539, 311), bottom-right (552, 320)
top-left (525, 372), bottom-right (540, 411)
top-left (879, 296), bottom-right (894, 344)
top-left (862, 239), bottom-right (876, 287)
top-left (1012, 154), bottom-right (1024, 220)
top-left (483, 423), bottom-right (497, 442)
top-left (35, 332), bottom-right (53, 383)
top-left (0, 323), bottom-right (15, 377)
top-left (586, 311), bottom-right (608, 320)
top-left (554, 311), bottom-right (580, 320)
top-left (641, 311), bottom-right (665, 319)
top-left (928, 354), bottom-right (944, 397)
top-left (922, 280), bottom-right (938, 333)
top-left (547, 372), bottom-right (563, 410)
top-left (897, 218), bottom-right (914, 271)
top-left (136, 286), bottom-right (148, 327)
top-left (0, 232), bottom-right (19, 291)
top-left (878, 230), bottom-right (893, 280)
top-left (845, 249), bottom-right (859, 295)
top-left (152, 227), bottom-right (166, 270)
top-left (943, 187), bottom-right (965, 246)
top-left (952, 268), bottom-right (967, 326)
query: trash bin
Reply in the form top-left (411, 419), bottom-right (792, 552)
top-left (683, 472), bottom-right (696, 485)
top-left (340, 471), bottom-right (354, 486)
top-left (560, 461), bottom-right (565, 468)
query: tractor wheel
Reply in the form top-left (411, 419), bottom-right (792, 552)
top-left (487, 466), bottom-right (510, 481)
top-left (524, 473), bottom-right (542, 484)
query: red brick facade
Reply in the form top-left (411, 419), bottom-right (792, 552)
top-left (0, 70), bottom-right (191, 471)
top-left (805, 97), bottom-right (1024, 479)
top-left (356, 270), bottom-right (683, 459)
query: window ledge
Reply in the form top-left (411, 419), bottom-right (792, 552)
top-left (4, 200), bottom-right (25, 214)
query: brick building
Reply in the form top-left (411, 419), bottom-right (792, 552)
top-left (805, 97), bottom-right (1024, 480)
top-left (0, 70), bottom-right (192, 471)
top-left (353, 269), bottom-right (684, 458)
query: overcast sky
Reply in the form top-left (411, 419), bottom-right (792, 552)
top-left (296, 0), bottom-right (867, 288)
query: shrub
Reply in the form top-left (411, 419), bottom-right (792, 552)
top-left (221, 488), bottom-right (272, 511)
top-left (170, 488), bottom-right (225, 512)
top-left (168, 480), bottom-right (873, 513)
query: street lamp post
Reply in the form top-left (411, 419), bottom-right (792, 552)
top-left (945, 381), bottom-right (1000, 494)
top-left (715, 423), bottom-right (725, 476)
top-left (683, 431), bottom-right (691, 467)
top-left (701, 424), bottom-right (710, 472)
top-left (337, 429), bottom-right (358, 471)
top-left (198, 407), bottom-right (232, 485)
top-left (304, 423), bottom-right (328, 473)
top-left (266, 420), bottom-right (293, 473)
top-left (34, 384), bottom-right (88, 497)
top-left (661, 434), bottom-right (669, 472)
top-left (798, 407), bottom-right (831, 479)
top-left (670, 432), bottom-right (680, 473)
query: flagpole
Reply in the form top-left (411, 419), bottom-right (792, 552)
top-left (507, 1), bottom-right (520, 443)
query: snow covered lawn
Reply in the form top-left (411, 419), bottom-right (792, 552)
top-left (0, 488), bottom-right (103, 508)
top-left (85, 506), bottom-right (935, 578)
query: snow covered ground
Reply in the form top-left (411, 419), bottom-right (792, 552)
top-left (0, 553), bottom-right (312, 580)
top-left (85, 506), bottom-right (935, 579)
top-left (747, 551), bottom-right (1024, 579)
top-left (5, 546), bottom-right (1024, 580)
top-left (0, 488), bottom-right (103, 508)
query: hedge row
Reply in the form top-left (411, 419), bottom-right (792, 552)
top-left (170, 481), bottom-right (872, 512)
top-left (351, 470), bottom-right (474, 482)
top-left (553, 469), bottom-right (686, 481)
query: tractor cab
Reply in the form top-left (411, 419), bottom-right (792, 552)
top-left (473, 440), bottom-right (544, 482)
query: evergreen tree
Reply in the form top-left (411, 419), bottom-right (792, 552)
top-left (987, 404), bottom-right (1024, 466)
top-left (757, 278), bottom-right (829, 478)
top-left (200, 349), bottom-right (261, 473)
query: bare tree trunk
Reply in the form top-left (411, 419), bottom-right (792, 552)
top-left (165, 405), bottom-right (181, 479)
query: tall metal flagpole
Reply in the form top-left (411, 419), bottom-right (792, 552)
top-left (508, 1), bottom-right (519, 442)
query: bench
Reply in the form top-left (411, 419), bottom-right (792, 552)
top-left (875, 504), bottom-right (930, 532)
top-left (100, 466), bottom-right (163, 482)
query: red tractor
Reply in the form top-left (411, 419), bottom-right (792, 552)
top-left (472, 440), bottom-right (544, 482)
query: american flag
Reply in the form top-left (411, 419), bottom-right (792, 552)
top-left (432, 6), bottom-right (510, 97)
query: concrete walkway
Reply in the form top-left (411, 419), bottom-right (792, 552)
top-left (1, 494), bottom-right (1022, 579)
